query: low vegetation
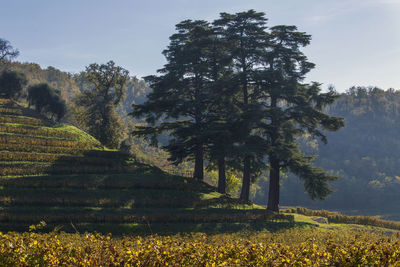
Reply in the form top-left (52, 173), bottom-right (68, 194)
top-left (0, 228), bottom-right (400, 266)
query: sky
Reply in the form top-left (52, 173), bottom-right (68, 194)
top-left (1, 0), bottom-right (400, 92)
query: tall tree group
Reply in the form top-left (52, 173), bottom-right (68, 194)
top-left (131, 10), bottom-right (344, 211)
top-left (134, 10), bottom-right (345, 212)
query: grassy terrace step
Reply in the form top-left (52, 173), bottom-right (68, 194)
top-left (0, 142), bottom-right (125, 158)
top-left (0, 133), bottom-right (100, 148)
top-left (0, 124), bottom-right (79, 139)
top-left (0, 187), bottom-right (238, 214)
top-left (0, 107), bottom-right (23, 115)
top-left (0, 123), bottom-right (103, 143)
top-left (0, 132), bottom-right (76, 141)
top-left (0, 114), bottom-right (44, 126)
top-left (0, 187), bottom-right (231, 208)
top-left (0, 172), bottom-right (214, 191)
top-left (0, 162), bottom-right (125, 176)
top-left (0, 206), bottom-right (292, 224)
top-left (0, 151), bottom-right (126, 164)
top-left (0, 99), bottom-right (13, 105)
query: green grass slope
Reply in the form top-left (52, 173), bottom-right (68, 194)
top-left (0, 98), bottom-right (292, 234)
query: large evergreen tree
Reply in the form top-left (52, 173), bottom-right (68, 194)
top-left (132, 11), bottom-right (344, 208)
top-left (214, 10), bottom-right (268, 201)
top-left (202, 21), bottom-right (237, 193)
top-left (132, 20), bottom-right (217, 181)
top-left (255, 25), bottom-right (345, 212)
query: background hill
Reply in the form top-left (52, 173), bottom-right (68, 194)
top-left (7, 61), bottom-right (400, 219)
top-left (263, 87), bottom-right (400, 220)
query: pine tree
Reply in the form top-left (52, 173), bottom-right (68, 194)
top-left (255, 25), bottom-right (345, 212)
top-left (214, 9), bottom-right (268, 201)
top-left (132, 20), bottom-right (215, 180)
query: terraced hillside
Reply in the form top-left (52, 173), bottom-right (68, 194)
top-left (0, 98), bottom-right (127, 176)
top-left (0, 98), bottom-right (292, 234)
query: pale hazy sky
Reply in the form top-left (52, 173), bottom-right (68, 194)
top-left (1, 0), bottom-right (400, 92)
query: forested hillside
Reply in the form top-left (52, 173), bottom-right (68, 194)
top-left (270, 87), bottom-right (400, 218)
top-left (7, 62), bottom-right (150, 109)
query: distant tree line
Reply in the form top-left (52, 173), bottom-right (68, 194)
top-left (130, 10), bottom-right (344, 212)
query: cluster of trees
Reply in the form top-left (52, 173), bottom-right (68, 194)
top-left (131, 10), bottom-right (344, 211)
top-left (0, 38), bottom-right (66, 122)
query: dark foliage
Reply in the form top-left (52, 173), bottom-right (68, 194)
top-left (131, 10), bottom-right (343, 211)
top-left (27, 83), bottom-right (66, 121)
top-left (74, 61), bottom-right (129, 148)
top-left (0, 70), bottom-right (27, 99)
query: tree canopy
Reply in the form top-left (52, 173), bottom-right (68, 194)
top-left (0, 38), bottom-right (19, 65)
top-left (74, 60), bottom-right (129, 148)
top-left (27, 83), bottom-right (67, 121)
top-left (0, 70), bottom-right (27, 100)
top-left (131, 10), bottom-right (344, 210)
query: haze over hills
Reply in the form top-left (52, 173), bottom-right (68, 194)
top-left (6, 61), bottom-right (400, 220)
top-left (274, 88), bottom-right (400, 220)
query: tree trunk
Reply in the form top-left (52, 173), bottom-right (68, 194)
top-left (267, 157), bottom-right (280, 212)
top-left (217, 157), bottom-right (226, 194)
top-left (193, 143), bottom-right (204, 180)
top-left (239, 70), bottom-right (251, 202)
top-left (240, 157), bottom-right (251, 201)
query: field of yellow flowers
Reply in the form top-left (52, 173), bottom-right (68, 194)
top-left (1, 227), bottom-right (400, 266)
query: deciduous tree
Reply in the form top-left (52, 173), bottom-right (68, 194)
top-left (0, 38), bottom-right (19, 65)
top-left (27, 83), bottom-right (66, 121)
top-left (74, 61), bottom-right (129, 148)
top-left (0, 70), bottom-right (27, 99)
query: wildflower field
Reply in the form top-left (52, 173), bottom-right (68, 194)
top-left (1, 228), bottom-right (400, 266)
